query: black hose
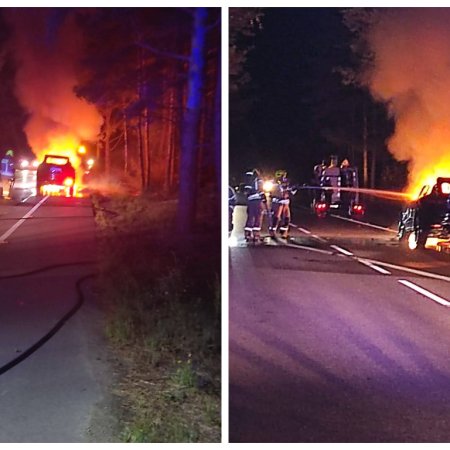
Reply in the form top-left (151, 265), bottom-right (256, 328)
top-left (0, 263), bottom-right (97, 376)
top-left (0, 261), bottom-right (96, 279)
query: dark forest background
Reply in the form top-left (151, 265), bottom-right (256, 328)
top-left (230, 7), bottom-right (407, 190)
top-left (0, 7), bottom-right (220, 233)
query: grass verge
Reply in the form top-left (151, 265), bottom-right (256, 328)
top-left (92, 192), bottom-right (221, 442)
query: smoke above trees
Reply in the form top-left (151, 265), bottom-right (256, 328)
top-left (5, 8), bottom-right (102, 164)
top-left (349, 7), bottom-right (450, 193)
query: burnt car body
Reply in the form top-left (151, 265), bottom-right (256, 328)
top-left (36, 155), bottom-right (76, 197)
top-left (398, 177), bottom-right (450, 250)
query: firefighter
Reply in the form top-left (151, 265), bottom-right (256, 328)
top-left (244, 169), bottom-right (266, 242)
top-left (312, 159), bottom-right (327, 205)
top-left (340, 158), bottom-right (353, 211)
top-left (269, 170), bottom-right (284, 237)
top-left (228, 185), bottom-right (236, 235)
top-left (271, 170), bottom-right (296, 238)
top-left (321, 155), bottom-right (341, 205)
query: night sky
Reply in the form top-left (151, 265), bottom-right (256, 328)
top-left (230, 8), bottom-right (395, 187)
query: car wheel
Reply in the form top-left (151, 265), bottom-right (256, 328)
top-left (404, 228), bottom-right (427, 251)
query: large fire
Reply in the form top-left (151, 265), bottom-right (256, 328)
top-left (408, 159), bottom-right (450, 200)
top-left (35, 134), bottom-right (82, 169)
top-left (358, 9), bottom-right (450, 202)
top-left (6, 9), bottom-right (102, 194)
top-left (33, 134), bottom-right (89, 197)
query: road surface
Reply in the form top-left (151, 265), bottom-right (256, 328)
top-left (0, 195), bottom-right (115, 443)
top-left (229, 201), bottom-right (450, 442)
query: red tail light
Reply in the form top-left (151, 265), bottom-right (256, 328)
top-left (315, 202), bottom-right (328, 211)
top-left (352, 204), bottom-right (364, 214)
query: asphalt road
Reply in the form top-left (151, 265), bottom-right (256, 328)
top-left (0, 195), bottom-right (114, 443)
top-left (229, 201), bottom-right (450, 442)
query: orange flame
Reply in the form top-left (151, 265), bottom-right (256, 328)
top-left (408, 159), bottom-right (450, 200)
top-left (35, 134), bottom-right (81, 168)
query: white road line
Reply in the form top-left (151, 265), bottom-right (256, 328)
top-left (291, 224), bottom-right (327, 242)
top-left (362, 258), bottom-right (450, 283)
top-left (0, 196), bottom-right (48, 243)
top-left (329, 213), bottom-right (397, 233)
top-left (330, 245), bottom-right (354, 256)
top-left (357, 258), bottom-right (391, 275)
top-left (398, 279), bottom-right (450, 307)
top-left (284, 241), bottom-right (335, 255)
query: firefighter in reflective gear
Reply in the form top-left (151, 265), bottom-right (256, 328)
top-left (244, 169), bottom-right (266, 241)
top-left (321, 155), bottom-right (341, 204)
top-left (228, 185), bottom-right (236, 235)
top-left (270, 170), bottom-right (296, 238)
top-left (313, 160), bottom-right (327, 203)
top-left (0, 150), bottom-right (15, 198)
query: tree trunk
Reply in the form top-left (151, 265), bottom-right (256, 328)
top-left (123, 109), bottom-right (128, 174)
top-left (214, 50), bottom-right (221, 195)
top-left (177, 7), bottom-right (208, 234)
top-left (163, 86), bottom-right (174, 193)
top-left (362, 103), bottom-right (368, 188)
top-left (370, 105), bottom-right (377, 189)
top-left (138, 114), bottom-right (145, 190)
top-left (144, 106), bottom-right (150, 190)
top-left (104, 110), bottom-right (111, 178)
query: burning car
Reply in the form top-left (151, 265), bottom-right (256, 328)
top-left (36, 155), bottom-right (76, 197)
top-left (398, 177), bottom-right (450, 250)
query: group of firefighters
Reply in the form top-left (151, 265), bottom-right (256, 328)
top-left (229, 168), bottom-right (297, 242)
top-left (229, 156), bottom-right (358, 243)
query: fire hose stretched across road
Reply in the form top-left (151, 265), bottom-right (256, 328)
top-left (0, 261), bottom-right (97, 376)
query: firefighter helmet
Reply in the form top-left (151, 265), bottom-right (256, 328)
top-left (341, 158), bottom-right (350, 168)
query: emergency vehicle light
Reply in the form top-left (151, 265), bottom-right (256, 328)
top-left (315, 202), bottom-right (328, 210)
top-left (352, 204), bottom-right (364, 214)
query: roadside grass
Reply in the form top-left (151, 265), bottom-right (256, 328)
top-left (92, 192), bottom-right (221, 443)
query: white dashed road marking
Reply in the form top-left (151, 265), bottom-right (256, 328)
top-left (357, 258), bottom-right (391, 275)
top-left (329, 213), bottom-right (397, 233)
top-left (398, 279), bottom-right (450, 307)
top-left (330, 245), bottom-right (354, 256)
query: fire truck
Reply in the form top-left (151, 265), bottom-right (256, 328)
top-left (312, 156), bottom-right (364, 218)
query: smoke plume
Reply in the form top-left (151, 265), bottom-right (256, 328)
top-left (363, 8), bottom-right (450, 194)
top-left (5, 9), bottom-right (101, 166)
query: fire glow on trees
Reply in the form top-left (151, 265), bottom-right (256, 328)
top-left (5, 9), bottom-right (101, 176)
top-left (360, 8), bottom-right (450, 198)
